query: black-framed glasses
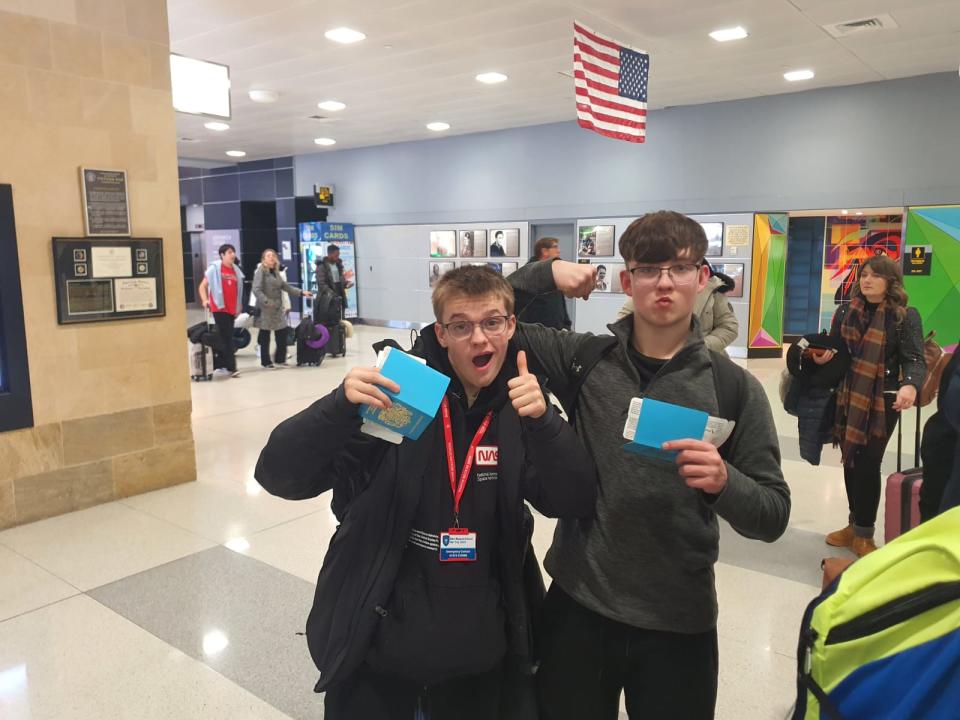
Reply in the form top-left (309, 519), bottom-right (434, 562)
top-left (441, 315), bottom-right (511, 341)
top-left (627, 262), bottom-right (702, 286)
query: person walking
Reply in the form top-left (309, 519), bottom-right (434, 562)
top-left (198, 243), bottom-right (244, 378)
top-left (818, 255), bottom-right (926, 556)
top-left (252, 249), bottom-right (312, 369)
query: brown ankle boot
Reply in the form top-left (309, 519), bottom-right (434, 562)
top-left (825, 524), bottom-right (854, 547)
top-left (852, 536), bottom-right (877, 557)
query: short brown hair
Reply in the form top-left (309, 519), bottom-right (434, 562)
top-left (432, 265), bottom-right (514, 321)
top-left (618, 211), bottom-right (707, 265)
top-left (534, 236), bottom-right (559, 259)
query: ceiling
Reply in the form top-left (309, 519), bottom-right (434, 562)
top-left (170, 0), bottom-right (960, 161)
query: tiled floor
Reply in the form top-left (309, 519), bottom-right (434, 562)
top-left (1, 324), bottom-right (916, 719)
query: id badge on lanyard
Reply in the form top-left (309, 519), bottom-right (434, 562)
top-left (438, 396), bottom-right (492, 563)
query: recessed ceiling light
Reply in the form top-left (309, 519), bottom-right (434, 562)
top-left (784, 69), bottom-right (815, 82)
top-left (709, 26), bottom-right (748, 42)
top-left (317, 100), bottom-right (346, 112)
top-left (204, 121), bottom-right (230, 131)
top-left (325, 27), bottom-right (366, 44)
top-left (225, 150), bottom-right (246, 158)
top-left (841, 209), bottom-right (849, 215)
top-left (248, 89), bottom-right (279, 103)
top-left (314, 137), bottom-right (336, 146)
top-left (426, 122), bottom-right (450, 132)
top-left (856, 211), bottom-right (864, 216)
top-left (476, 72), bottom-right (508, 84)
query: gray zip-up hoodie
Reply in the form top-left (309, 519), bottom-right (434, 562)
top-left (510, 260), bottom-right (790, 633)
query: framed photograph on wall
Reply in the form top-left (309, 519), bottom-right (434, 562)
top-left (700, 222), bottom-right (724, 257)
top-left (429, 261), bottom-right (455, 287)
top-left (489, 228), bottom-right (520, 257)
top-left (501, 262), bottom-right (518, 276)
top-left (717, 262), bottom-right (745, 298)
top-left (430, 230), bottom-right (456, 258)
top-left (579, 225), bottom-right (615, 257)
top-left (459, 229), bottom-right (486, 258)
top-left (592, 261), bottom-right (624, 293)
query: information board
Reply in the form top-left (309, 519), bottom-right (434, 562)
top-left (80, 168), bottom-right (131, 236)
top-left (53, 237), bottom-right (165, 324)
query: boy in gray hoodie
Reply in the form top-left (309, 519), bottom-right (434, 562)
top-left (508, 210), bottom-right (790, 720)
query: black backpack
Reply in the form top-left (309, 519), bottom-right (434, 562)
top-left (549, 335), bottom-right (746, 458)
top-left (313, 290), bottom-right (343, 327)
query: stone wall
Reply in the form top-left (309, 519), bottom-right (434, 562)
top-left (0, 0), bottom-right (195, 529)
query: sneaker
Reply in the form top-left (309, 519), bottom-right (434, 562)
top-left (231, 370), bottom-right (241, 378)
top-left (275, 361), bottom-right (290, 368)
top-left (262, 364), bottom-right (276, 370)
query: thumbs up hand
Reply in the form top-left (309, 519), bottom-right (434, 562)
top-left (508, 350), bottom-right (547, 419)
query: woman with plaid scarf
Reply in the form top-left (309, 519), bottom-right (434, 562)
top-left (812, 255), bottom-right (926, 556)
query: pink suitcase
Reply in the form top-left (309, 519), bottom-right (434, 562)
top-left (883, 410), bottom-right (923, 543)
top-left (884, 468), bottom-right (922, 543)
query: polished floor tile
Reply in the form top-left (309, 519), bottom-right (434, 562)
top-left (0, 595), bottom-right (291, 720)
top-left (0, 502), bottom-right (214, 591)
top-left (89, 546), bottom-right (321, 720)
top-left (121, 473), bottom-right (326, 544)
top-left (0, 545), bottom-right (78, 622)
top-left (234, 506), bottom-right (338, 583)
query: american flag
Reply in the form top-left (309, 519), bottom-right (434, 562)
top-left (573, 22), bottom-right (649, 143)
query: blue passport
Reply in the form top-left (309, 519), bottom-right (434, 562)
top-left (360, 346), bottom-right (450, 441)
top-left (622, 397), bottom-right (709, 462)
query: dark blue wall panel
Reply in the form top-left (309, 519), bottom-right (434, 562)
top-left (202, 174), bottom-right (239, 203)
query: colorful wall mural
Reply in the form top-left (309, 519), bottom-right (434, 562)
top-left (903, 207), bottom-right (960, 352)
top-left (749, 213), bottom-right (788, 353)
top-left (818, 214), bottom-right (902, 331)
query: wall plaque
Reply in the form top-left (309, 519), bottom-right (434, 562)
top-left (80, 167), bottom-right (131, 236)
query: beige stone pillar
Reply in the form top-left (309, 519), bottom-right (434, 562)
top-left (0, 0), bottom-right (195, 529)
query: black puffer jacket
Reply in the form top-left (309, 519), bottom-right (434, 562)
top-left (829, 302), bottom-right (926, 392)
top-left (254, 328), bottom-right (597, 707)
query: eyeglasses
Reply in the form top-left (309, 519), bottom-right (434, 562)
top-left (627, 263), bottom-right (701, 286)
top-left (441, 315), bottom-right (510, 341)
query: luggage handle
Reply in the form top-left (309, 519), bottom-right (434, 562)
top-left (894, 404), bottom-right (922, 474)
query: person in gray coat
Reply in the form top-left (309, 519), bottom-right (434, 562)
top-left (618, 266), bottom-right (739, 353)
top-left (252, 249), bottom-right (312, 368)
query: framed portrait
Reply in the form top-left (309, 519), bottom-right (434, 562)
top-left (429, 261), bottom-right (455, 288)
top-left (579, 225), bottom-right (615, 257)
top-left (430, 230), bottom-right (456, 258)
top-left (700, 222), bottom-right (724, 257)
top-left (592, 261), bottom-right (624, 293)
top-left (459, 229), bottom-right (486, 258)
top-left (717, 263), bottom-right (745, 298)
top-left (489, 228), bottom-right (520, 258)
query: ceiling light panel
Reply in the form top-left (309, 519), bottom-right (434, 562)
top-left (709, 26), bottom-right (748, 42)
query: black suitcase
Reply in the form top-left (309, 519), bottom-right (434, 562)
top-left (296, 337), bottom-right (324, 366)
top-left (325, 322), bottom-right (346, 358)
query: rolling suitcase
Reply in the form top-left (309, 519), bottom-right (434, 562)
top-left (188, 341), bottom-right (213, 381)
top-left (325, 322), bottom-right (346, 358)
top-left (884, 407), bottom-right (923, 543)
top-left (296, 317), bottom-right (326, 367)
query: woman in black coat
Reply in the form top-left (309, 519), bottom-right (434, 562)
top-left (814, 255), bottom-right (925, 556)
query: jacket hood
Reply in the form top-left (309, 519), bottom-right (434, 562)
top-left (708, 271), bottom-right (735, 294)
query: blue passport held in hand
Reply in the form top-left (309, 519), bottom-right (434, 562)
top-left (360, 346), bottom-right (450, 441)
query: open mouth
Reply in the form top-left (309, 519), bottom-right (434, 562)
top-left (472, 353), bottom-right (494, 369)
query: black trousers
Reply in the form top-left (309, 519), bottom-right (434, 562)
top-left (212, 312), bottom-right (236, 372)
top-left (257, 328), bottom-right (287, 366)
top-left (843, 396), bottom-right (900, 529)
top-left (324, 663), bottom-right (502, 720)
top-left (536, 585), bottom-right (718, 720)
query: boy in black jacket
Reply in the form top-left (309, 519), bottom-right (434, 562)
top-left (255, 266), bottom-right (597, 720)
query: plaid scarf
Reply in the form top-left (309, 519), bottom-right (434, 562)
top-left (833, 297), bottom-right (888, 464)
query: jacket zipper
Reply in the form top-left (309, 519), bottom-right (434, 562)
top-left (825, 581), bottom-right (960, 645)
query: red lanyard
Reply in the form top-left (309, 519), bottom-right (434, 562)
top-left (440, 396), bottom-right (493, 526)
